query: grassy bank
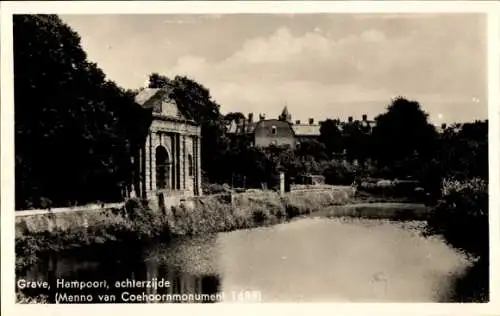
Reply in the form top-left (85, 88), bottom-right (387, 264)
top-left (16, 189), bottom-right (352, 274)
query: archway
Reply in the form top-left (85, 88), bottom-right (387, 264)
top-left (155, 146), bottom-right (170, 190)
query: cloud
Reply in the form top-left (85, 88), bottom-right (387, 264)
top-left (159, 27), bottom-right (418, 116)
top-left (65, 14), bottom-right (484, 123)
top-left (163, 25), bottom-right (478, 120)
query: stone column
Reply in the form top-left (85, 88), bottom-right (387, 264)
top-left (182, 135), bottom-right (186, 191)
top-left (176, 133), bottom-right (181, 190)
top-left (144, 132), bottom-right (152, 199)
top-left (150, 132), bottom-right (160, 193)
top-left (279, 171), bottom-right (285, 196)
top-left (197, 135), bottom-right (202, 196)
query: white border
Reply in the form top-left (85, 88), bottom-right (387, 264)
top-left (1, 2), bottom-right (499, 316)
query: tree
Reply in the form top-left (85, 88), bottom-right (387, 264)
top-left (371, 97), bottom-right (438, 170)
top-left (319, 119), bottom-right (343, 157)
top-left (148, 73), bottom-right (170, 89)
top-left (437, 120), bottom-right (488, 180)
top-left (341, 119), bottom-right (369, 163)
top-left (296, 139), bottom-right (328, 162)
top-left (224, 112), bottom-right (246, 123)
top-left (14, 15), bottom-right (151, 209)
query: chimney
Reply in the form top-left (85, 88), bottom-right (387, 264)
top-left (295, 120), bottom-right (301, 125)
top-left (259, 113), bottom-right (266, 121)
top-left (362, 114), bottom-right (367, 121)
top-left (309, 118), bottom-right (314, 125)
top-left (248, 113), bottom-right (254, 123)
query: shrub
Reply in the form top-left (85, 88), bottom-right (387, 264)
top-left (426, 177), bottom-right (488, 302)
top-left (323, 159), bottom-right (357, 185)
top-left (202, 183), bottom-right (231, 195)
top-left (427, 178), bottom-right (488, 258)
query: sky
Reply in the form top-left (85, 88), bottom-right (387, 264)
top-left (60, 13), bottom-right (488, 124)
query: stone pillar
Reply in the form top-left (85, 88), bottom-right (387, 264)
top-left (171, 133), bottom-right (177, 191)
top-left (182, 135), bottom-right (186, 191)
top-left (176, 133), bottom-right (181, 190)
top-left (279, 171), bottom-right (285, 196)
top-left (197, 135), bottom-right (202, 196)
top-left (150, 133), bottom-right (159, 193)
top-left (144, 132), bottom-right (152, 199)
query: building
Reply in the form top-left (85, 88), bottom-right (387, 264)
top-left (253, 119), bottom-right (296, 147)
top-left (226, 106), bottom-right (321, 148)
top-left (225, 106), bottom-right (377, 148)
top-left (132, 88), bottom-right (202, 203)
top-left (292, 118), bottom-right (321, 145)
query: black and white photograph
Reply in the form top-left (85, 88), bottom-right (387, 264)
top-left (1, 1), bottom-right (499, 313)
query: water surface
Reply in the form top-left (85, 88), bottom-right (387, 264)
top-left (19, 216), bottom-right (471, 303)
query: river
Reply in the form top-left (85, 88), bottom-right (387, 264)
top-left (18, 215), bottom-right (471, 303)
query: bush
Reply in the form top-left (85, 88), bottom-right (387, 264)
top-left (426, 177), bottom-right (488, 302)
top-left (322, 159), bottom-right (357, 185)
top-left (202, 182), bottom-right (231, 195)
top-left (427, 178), bottom-right (488, 257)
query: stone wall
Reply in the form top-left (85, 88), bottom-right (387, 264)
top-left (15, 203), bottom-right (124, 235)
top-left (15, 187), bottom-right (355, 236)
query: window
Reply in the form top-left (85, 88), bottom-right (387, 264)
top-left (271, 125), bottom-right (277, 135)
top-left (188, 154), bottom-right (194, 177)
top-left (156, 146), bottom-right (170, 189)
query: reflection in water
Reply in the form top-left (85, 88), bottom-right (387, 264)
top-left (22, 242), bottom-right (222, 303)
top-left (19, 217), bottom-right (471, 303)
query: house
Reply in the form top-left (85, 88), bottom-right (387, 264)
top-left (292, 118), bottom-right (321, 145)
top-left (253, 119), bottom-right (296, 147)
top-left (132, 87), bottom-right (202, 203)
top-left (225, 106), bottom-right (378, 148)
top-left (226, 106), bottom-right (321, 148)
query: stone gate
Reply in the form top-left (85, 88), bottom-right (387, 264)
top-left (132, 88), bottom-right (202, 203)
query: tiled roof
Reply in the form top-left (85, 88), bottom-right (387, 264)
top-left (292, 124), bottom-right (320, 136)
top-left (254, 119), bottom-right (294, 138)
top-left (134, 87), bottom-right (197, 123)
top-left (134, 88), bottom-right (161, 106)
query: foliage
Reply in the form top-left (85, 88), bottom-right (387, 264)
top-left (14, 15), bottom-right (151, 209)
top-left (426, 178), bottom-right (488, 258)
top-left (436, 121), bottom-right (488, 180)
top-left (202, 183), bottom-right (231, 195)
top-left (319, 119), bottom-right (343, 156)
top-left (371, 97), bottom-right (438, 168)
top-left (322, 159), bottom-right (357, 185)
top-left (224, 112), bottom-right (246, 123)
top-left (296, 139), bottom-right (328, 161)
top-left (341, 119), bottom-right (371, 163)
top-left (425, 178), bottom-right (489, 302)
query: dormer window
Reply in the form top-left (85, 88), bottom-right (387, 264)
top-left (271, 125), bottom-right (277, 135)
top-left (152, 99), bottom-right (162, 113)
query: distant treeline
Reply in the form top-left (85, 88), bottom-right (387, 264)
top-left (213, 98), bottom-right (487, 194)
top-left (14, 14), bottom-right (488, 210)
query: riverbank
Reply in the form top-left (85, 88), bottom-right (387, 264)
top-left (16, 188), bottom-right (355, 274)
